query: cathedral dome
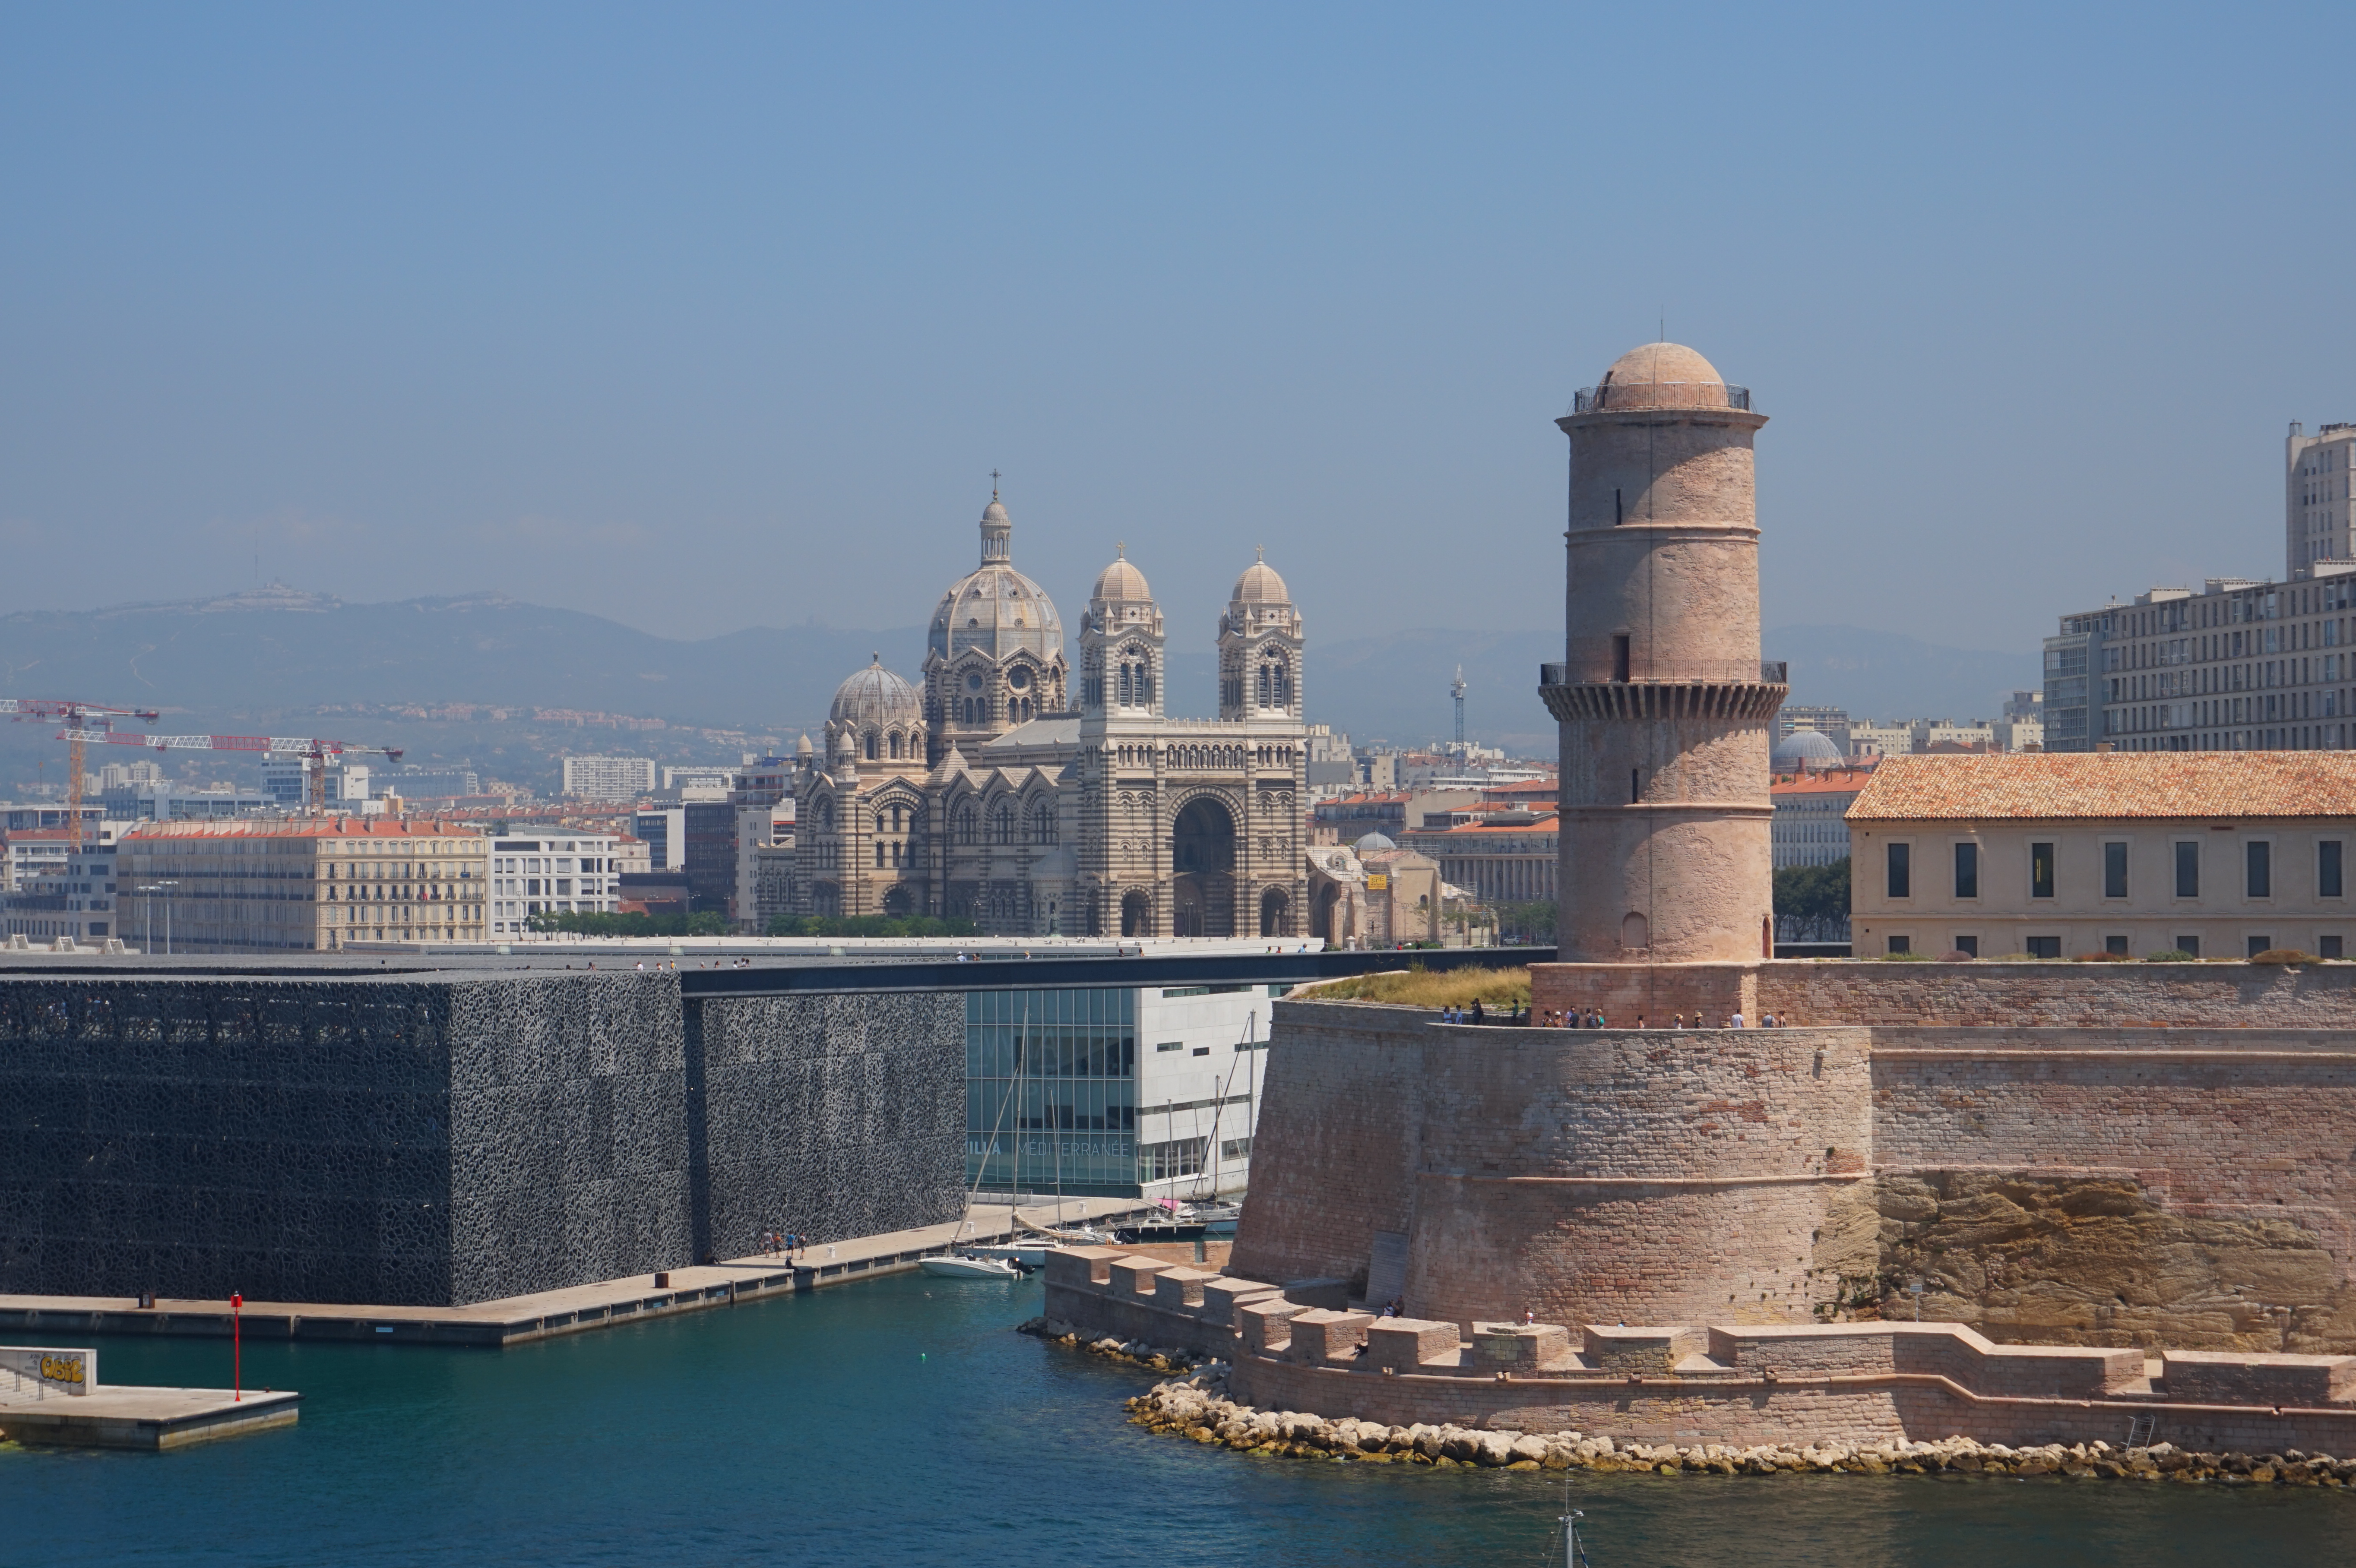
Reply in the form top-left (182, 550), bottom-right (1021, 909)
top-left (1232, 555), bottom-right (1291, 605)
top-left (1352, 831), bottom-right (1396, 855)
top-left (1092, 551), bottom-right (1153, 604)
top-left (1772, 728), bottom-right (1843, 769)
top-left (927, 496), bottom-right (1065, 664)
top-left (829, 656), bottom-right (922, 730)
top-left (1588, 342), bottom-right (1735, 411)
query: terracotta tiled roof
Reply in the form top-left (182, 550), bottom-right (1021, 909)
top-left (123, 817), bottom-right (485, 839)
top-left (1771, 770), bottom-right (1876, 798)
top-left (1847, 752), bottom-right (2356, 823)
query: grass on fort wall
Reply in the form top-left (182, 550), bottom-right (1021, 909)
top-left (1299, 965), bottom-right (1530, 1009)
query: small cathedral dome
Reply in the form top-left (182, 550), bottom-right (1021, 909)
top-left (1092, 550), bottom-right (1153, 604)
top-left (795, 733), bottom-right (814, 757)
top-left (1772, 728), bottom-right (1843, 768)
top-left (1232, 555), bottom-right (1291, 605)
top-left (1589, 342), bottom-right (1734, 411)
top-left (829, 656), bottom-right (922, 730)
top-left (1352, 831), bottom-right (1396, 855)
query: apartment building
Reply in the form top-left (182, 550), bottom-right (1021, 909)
top-left (488, 831), bottom-right (625, 936)
top-left (1849, 752), bottom-right (2356, 960)
top-left (560, 755), bottom-right (657, 800)
top-left (2045, 572), bottom-right (2356, 753)
top-left (1, 841), bottom-right (120, 947)
top-left (118, 817), bottom-right (489, 953)
top-left (2290, 420), bottom-right (2356, 572)
top-left (1770, 767), bottom-right (1874, 869)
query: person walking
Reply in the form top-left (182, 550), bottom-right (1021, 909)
top-left (1470, 998), bottom-right (1485, 1026)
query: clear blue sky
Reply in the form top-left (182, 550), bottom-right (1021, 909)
top-left (3, 5), bottom-right (2347, 653)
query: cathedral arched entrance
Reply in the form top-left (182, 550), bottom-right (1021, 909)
top-left (884, 884), bottom-right (915, 918)
top-left (1170, 797), bottom-right (1236, 938)
top-left (1259, 887), bottom-right (1290, 938)
top-left (1121, 889), bottom-right (1154, 938)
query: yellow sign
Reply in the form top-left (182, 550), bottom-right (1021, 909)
top-left (1367, 874), bottom-right (1388, 891)
top-left (38, 1354), bottom-right (85, 1386)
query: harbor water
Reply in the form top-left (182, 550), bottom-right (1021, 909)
top-left (6, 1273), bottom-right (2352, 1566)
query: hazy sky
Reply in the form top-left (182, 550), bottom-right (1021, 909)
top-left (5, 6), bottom-right (2350, 656)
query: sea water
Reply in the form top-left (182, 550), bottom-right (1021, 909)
top-left (5, 1273), bottom-right (2352, 1566)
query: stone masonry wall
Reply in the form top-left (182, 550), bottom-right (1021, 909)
top-left (1532, 958), bottom-right (2356, 1033)
top-left (1403, 1026), bottom-right (1873, 1327)
top-left (1229, 1001), bottom-right (1427, 1290)
top-left (1863, 1025), bottom-right (2356, 1353)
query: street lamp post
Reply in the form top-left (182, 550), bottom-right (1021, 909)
top-left (136, 881), bottom-right (177, 955)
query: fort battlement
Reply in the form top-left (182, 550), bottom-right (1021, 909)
top-left (1046, 1246), bottom-right (2356, 1451)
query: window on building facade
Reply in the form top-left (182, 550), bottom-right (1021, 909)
top-left (1886, 842), bottom-right (1910, 899)
top-left (2104, 842), bottom-right (2128, 900)
top-left (1954, 842), bottom-right (1978, 900)
top-left (2105, 934), bottom-right (2129, 956)
top-left (2027, 936), bottom-right (2062, 959)
top-left (1951, 934), bottom-right (1978, 958)
top-left (2030, 842), bottom-right (2055, 899)
top-left (2248, 933), bottom-right (2274, 958)
top-left (1886, 934), bottom-right (1910, 955)
top-left (2323, 841), bottom-right (2344, 900)
top-left (2325, 935), bottom-right (2345, 959)
top-left (2175, 842), bottom-right (2199, 898)
top-left (2247, 841), bottom-right (2272, 899)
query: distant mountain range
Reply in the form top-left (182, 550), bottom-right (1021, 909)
top-left (0, 586), bottom-right (2039, 794)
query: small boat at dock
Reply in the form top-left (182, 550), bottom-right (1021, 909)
top-left (918, 1253), bottom-right (1023, 1280)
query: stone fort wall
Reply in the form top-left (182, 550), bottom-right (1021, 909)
top-left (1047, 1247), bottom-right (2356, 1454)
top-left (0, 973), bottom-right (963, 1306)
top-left (1531, 957), bottom-right (2356, 1030)
top-left (1236, 983), bottom-right (2356, 1354)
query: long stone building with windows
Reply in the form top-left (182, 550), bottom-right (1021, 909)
top-left (781, 495), bottom-right (1311, 938)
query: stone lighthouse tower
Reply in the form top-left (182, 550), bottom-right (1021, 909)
top-left (1541, 342), bottom-right (1785, 966)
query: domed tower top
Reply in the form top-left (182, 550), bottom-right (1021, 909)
top-left (1579, 341), bottom-right (1748, 412)
top-left (1231, 553), bottom-right (1292, 605)
top-left (1092, 544), bottom-right (1154, 606)
top-left (824, 655), bottom-right (928, 770)
top-left (926, 493), bottom-right (1065, 664)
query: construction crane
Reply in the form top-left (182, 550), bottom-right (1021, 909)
top-left (3, 699), bottom-right (163, 850)
top-left (55, 727), bottom-right (404, 817)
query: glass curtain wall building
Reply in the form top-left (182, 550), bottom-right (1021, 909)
top-left (964, 981), bottom-right (1279, 1198)
top-left (966, 987), bottom-right (1138, 1195)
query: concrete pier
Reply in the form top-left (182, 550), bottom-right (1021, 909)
top-left (0, 1198), bottom-right (1153, 1350)
top-left (0, 1384), bottom-right (301, 1450)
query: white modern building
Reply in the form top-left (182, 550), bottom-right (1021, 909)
top-left (561, 755), bottom-right (657, 801)
top-left (489, 831), bottom-right (626, 936)
top-left (966, 967), bottom-right (1282, 1201)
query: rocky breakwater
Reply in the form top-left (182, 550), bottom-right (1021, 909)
top-left (1124, 1376), bottom-right (2356, 1487)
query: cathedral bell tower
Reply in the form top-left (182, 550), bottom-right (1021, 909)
top-left (1080, 546), bottom-right (1165, 724)
top-left (1218, 550), bottom-right (1304, 721)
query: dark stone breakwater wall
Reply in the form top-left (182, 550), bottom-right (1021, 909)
top-left (0, 974), bottom-right (964, 1306)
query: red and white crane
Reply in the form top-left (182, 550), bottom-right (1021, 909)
top-left (2, 699), bottom-right (163, 849)
top-left (52, 727), bottom-right (405, 818)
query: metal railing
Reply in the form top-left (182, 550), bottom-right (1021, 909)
top-left (1571, 383), bottom-right (1751, 414)
top-left (1538, 661), bottom-right (1788, 686)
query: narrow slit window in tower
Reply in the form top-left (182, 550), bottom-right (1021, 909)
top-left (1612, 635), bottom-right (1631, 683)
